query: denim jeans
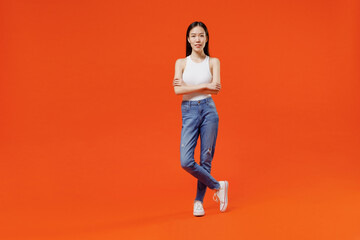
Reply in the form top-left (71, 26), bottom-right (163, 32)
top-left (180, 96), bottom-right (221, 203)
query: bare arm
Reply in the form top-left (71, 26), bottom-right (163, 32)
top-left (201, 57), bottom-right (221, 94)
top-left (198, 89), bottom-right (220, 94)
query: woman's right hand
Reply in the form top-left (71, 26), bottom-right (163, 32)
top-left (173, 78), bottom-right (183, 87)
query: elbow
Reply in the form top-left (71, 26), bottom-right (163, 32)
top-left (174, 87), bottom-right (182, 95)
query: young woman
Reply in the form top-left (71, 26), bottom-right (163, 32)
top-left (173, 21), bottom-right (228, 217)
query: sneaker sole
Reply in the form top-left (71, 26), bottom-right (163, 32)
top-left (220, 181), bottom-right (228, 212)
top-left (193, 211), bottom-right (205, 217)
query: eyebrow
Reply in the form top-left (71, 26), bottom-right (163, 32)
top-left (190, 33), bottom-right (205, 35)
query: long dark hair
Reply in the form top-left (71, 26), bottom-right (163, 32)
top-left (186, 21), bottom-right (210, 57)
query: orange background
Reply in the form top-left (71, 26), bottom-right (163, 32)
top-left (1, 0), bottom-right (360, 239)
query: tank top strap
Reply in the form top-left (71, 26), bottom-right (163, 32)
top-left (187, 55), bottom-right (192, 62)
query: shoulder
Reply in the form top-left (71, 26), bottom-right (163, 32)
top-left (209, 57), bottom-right (220, 63)
top-left (175, 57), bottom-right (186, 65)
top-left (175, 57), bottom-right (187, 70)
top-left (209, 57), bottom-right (220, 67)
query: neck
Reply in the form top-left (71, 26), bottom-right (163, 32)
top-left (190, 51), bottom-right (206, 59)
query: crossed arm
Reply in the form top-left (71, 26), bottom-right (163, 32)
top-left (173, 58), bottom-right (221, 95)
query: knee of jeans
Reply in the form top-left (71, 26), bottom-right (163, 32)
top-left (180, 156), bottom-right (194, 170)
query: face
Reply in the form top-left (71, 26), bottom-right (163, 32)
top-left (187, 26), bottom-right (207, 53)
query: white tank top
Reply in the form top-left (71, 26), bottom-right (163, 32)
top-left (182, 55), bottom-right (212, 101)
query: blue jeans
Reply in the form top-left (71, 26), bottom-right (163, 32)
top-left (180, 97), bottom-right (221, 203)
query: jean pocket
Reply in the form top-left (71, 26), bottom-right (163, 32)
top-left (207, 101), bottom-right (216, 109)
top-left (181, 103), bottom-right (190, 113)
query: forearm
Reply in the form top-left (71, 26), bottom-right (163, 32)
top-left (198, 89), bottom-right (220, 95)
top-left (174, 83), bottom-right (207, 95)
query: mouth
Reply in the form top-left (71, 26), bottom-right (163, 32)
top-left (195, 44), bottom-right (201, 48)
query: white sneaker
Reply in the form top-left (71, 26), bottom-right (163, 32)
top-left (193, 200), bottom-right (205, 217)
top-left (213, 181), bottom-right (228, 212)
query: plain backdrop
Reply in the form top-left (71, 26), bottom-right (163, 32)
top-left (1, 0), bottom-right (359, 239)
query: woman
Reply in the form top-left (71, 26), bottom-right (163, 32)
top-left (173, 21), bottom-right (228, 217)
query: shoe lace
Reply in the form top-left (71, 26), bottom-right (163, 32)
top-left (194, 201), bottom-right (203, 211)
